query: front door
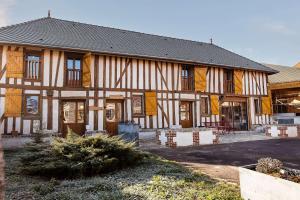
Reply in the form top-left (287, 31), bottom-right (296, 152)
top-left (62, 100), bottom-right (86, 137)
top-left (106, 100), bottom-right (124, 136)
top-left (221, 100), bottom-right (248, 131)
top-left (180, 101), bottom-right (193, 128)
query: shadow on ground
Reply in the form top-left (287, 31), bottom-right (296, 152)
top-left (141, 138), bottom-right (300, 183)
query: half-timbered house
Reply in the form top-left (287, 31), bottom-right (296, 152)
top-left (0, 16), bottom-right (277, 136)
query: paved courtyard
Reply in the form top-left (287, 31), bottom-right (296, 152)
top-left (141, 138), bottom-right (300, 183)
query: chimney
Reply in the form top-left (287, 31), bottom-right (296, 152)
top-left (48, 10), bottom-right (51, 18)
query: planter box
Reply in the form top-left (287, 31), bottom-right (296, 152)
top-left (239, 164), bottom-right (300, 200)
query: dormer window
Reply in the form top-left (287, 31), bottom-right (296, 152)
top-left (65, 54), bottom-right (82, 87)
top-left (181, 65), bottom-right (194, 91)
top-left (224, 69), bottom-right (234, 94)
top-left (24, 51), bottom-right (42, 81)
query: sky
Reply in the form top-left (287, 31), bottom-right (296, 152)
top-left (0, 0), bottom-right (299, 66)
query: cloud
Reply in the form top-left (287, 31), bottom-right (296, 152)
top-left (259, 21), bottom-right (295, 36)
top-left (0, 0), bottom-right (15, 27)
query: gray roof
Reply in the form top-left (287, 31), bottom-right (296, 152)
top-left (265, 63), bottom-right (300, 83)
top-left (0, 17), bottom-right (277, 74)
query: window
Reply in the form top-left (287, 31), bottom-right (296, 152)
top-left (24, 52), bottom-right (42, 81)
top-left (254, 98), bottom-right (262, 115)
top-left (24, 95), bottom-right (39, 116)
top-left (65, 54), bottom-right (82, 87)
top-left (224, 69), bottom-right (234, 93)
top-left (132, 95), bottom-right (144, 116)
top-left (200, 97), bottom-right (210, 115)
top-left (181, 65), bottom-right (194, 91)
top-left (63, 101), bottom-right (85, 123)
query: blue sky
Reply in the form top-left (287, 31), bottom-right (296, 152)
top-left (0, 0), bottom-right (299, 66)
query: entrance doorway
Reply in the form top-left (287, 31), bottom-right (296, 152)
top-left (180, 101), bottom-right (193, 128)
top-left (106, 99), bottom-right (124, 136)
top-left (221, 99), bottom-right (248, 131)
top-left (61, 100), bottom-right (86, 137)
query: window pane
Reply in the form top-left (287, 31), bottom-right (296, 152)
top-left (75, 60), bottom-right (81, 69)
top-left (77, 102), bottom-right (84, 123)
top-left (27, 55), bottom-right (40, 61)
top-left (133, 95), bottom-right (143, 115)
top-left (63, 102), bottom-right (76, 123)
top-left (26, 96), bottom-right (39, 115)
top-left (26, 55), bottom-right (40, 79)
top-left (201, 97), bottom-right (209, 115)
top-left (67, 59), bottom-right (74, 69)
top-left (106, 103), bottom-right (116, 122)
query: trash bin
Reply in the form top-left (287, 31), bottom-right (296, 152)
top-left (118, 122), bottom-right (139, 146)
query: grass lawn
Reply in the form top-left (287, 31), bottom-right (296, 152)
top-left (4, 149), bottom-right (241, 200)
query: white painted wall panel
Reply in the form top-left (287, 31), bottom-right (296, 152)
top-left (43, 50), bottom-right (50, 86)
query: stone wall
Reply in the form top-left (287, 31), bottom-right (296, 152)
top-left (156, 129), bottom-right (218, 148)
top-left (265, 125), bottom-right (300, 138)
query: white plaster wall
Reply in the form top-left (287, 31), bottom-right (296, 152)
top-left (42, 99), bottom-right (48, 128)
top-left (23, 120), bottom-right (31, 135)
top-left (61, 91), bottom-right (86, 97)
top-left (98, 56), bottom-right (104, 88)
top-left (158, 131), bottom-right (167, 146)
top-left (199, 130), bottom-right (215, 145)
top-left (43, 49), bottom-right (50, 86)
top-left (52, 99), bottom-right (59, 132)
top-left (98, 99), bottom-right (103, 131)
top-left (88, 99), bottom-right (94, 131)
top-left (287, 126), bottom-right (298, 137)
top-left (270, 126), bottom-right (279, 137)
top-left (175, 131), bottom-right (193, 146)
top-left (0, 46), bottom-right (7, 83)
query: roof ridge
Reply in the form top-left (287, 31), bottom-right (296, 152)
top-left (0, 17), bottom-right (48, 31)
top-left (49, 17), bottom-right (211, 45)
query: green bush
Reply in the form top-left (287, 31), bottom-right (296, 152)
top-left (20, 131), bottom-right (145, 179)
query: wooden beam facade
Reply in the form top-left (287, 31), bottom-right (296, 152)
top-left (0, 44), bottom-right (271, 135)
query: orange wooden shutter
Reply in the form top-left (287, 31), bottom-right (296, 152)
top-left (262, 96), bottom-right (272, 115)
top-left (5, 89), bottom-right (22, 117)
top-left (234, 70), bottom-right (244, 95)
top-left (210, 95), bottom-right (219, 115)
top-left (145, 92), bottom-right (157, 116)
top-left (82, 53), bottom-right (92, 87)
top-left (194, 67), bottom-right (207, 92)
top-left (6, 50), bottom-right (24, 78)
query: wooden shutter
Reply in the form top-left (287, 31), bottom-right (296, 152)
top-left (5, 89), bottom-right (22, 117)
top-left (6, 50), bottom-right (24, 78)
top-left (194, 67), bottom-right (207, 92)
top-left (262, 96), bottom-right (272, 115)
top-left (234, 70), bottom-right (244, 95)
top-left (82, 53), bottom-right (92, 87)
top-left (145, 92), bottom-right (157, 116)
top-left (210, 95), bottom-right (219, 115)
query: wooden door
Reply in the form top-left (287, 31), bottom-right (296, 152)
top-left (61, 100), bottom-right (86, 137)
top-left (180, 101), bottom-right (193, 128)
top-left (106, 100), bottom-right (124, 136)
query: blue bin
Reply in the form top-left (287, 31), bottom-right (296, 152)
top-left (118, 122), bottom-right (139, 145)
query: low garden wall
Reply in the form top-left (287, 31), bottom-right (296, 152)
top-left (156, 128), bottom-right (218, 148)
top-left (265, 125), bottom-right (300, 138)
top-left (240, 165), bottom-right (300, 200)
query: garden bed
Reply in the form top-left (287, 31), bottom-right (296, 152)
top-left (4, 149), bottom-right (241, 199)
